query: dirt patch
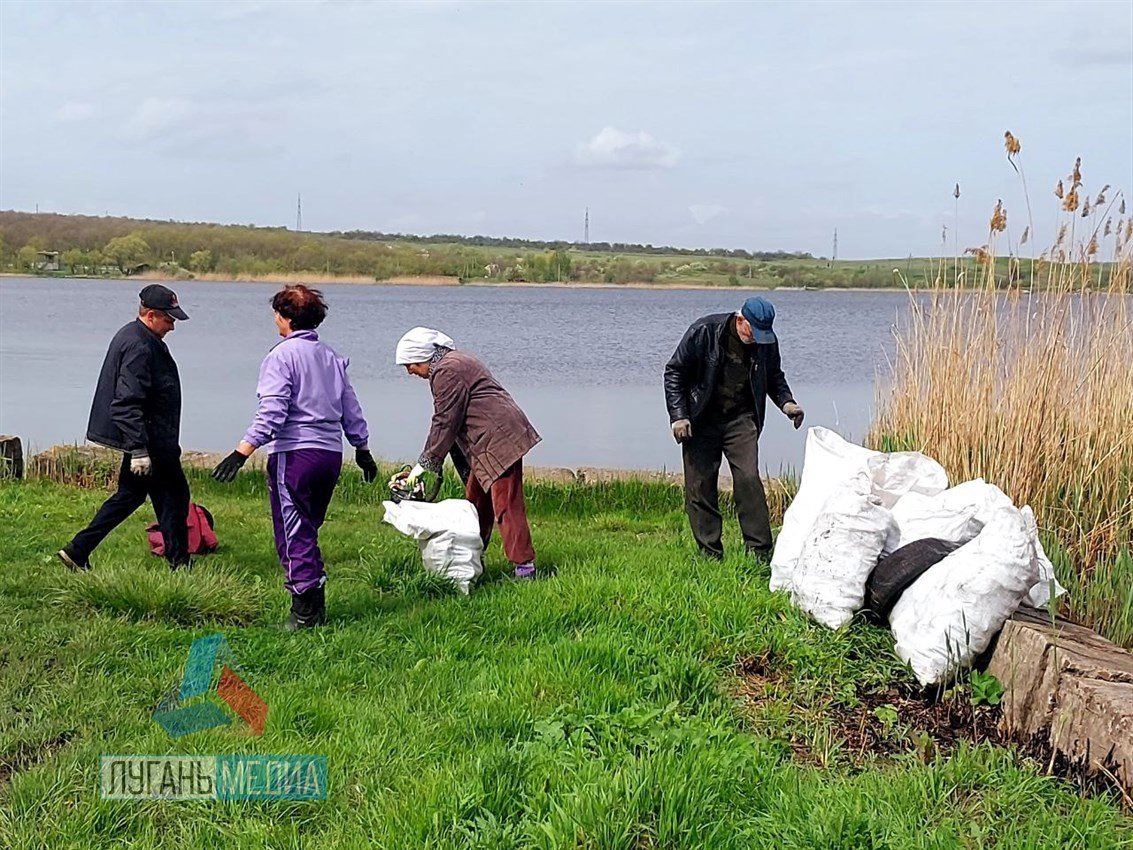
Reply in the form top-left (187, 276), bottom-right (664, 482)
top-left (736, 652), bottom-right (998, 763)
top-left (0, 731), bottom-right (77, 786)
top-left (828, 685), bottom-right (1000, 761)
top-left (735, 654), bottom-right (1131, 805)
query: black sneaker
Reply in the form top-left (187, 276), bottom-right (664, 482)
top-left (284, 585), bottom-right (326, 630)
top-left (57, 546), bottom-right (91, 572)
top-left (168, 558), bottom-right (193, 573)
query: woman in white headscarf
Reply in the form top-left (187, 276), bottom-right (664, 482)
top-left (395, 327), bottom-right (541, 579)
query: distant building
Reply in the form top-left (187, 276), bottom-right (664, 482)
top-left (36, 251), bottom-right (60, 272)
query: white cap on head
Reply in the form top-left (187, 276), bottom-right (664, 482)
top-left (395, 327), bottom-right (455, 365)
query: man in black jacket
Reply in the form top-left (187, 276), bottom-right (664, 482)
top-left (58, 285), bottom-right (193, 571)
top-left (664, 296), bottom-right (804, 561)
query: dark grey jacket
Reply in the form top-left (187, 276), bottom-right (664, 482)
top-left (664, 312), bottom-right (795, 430)
top-left (86, 320), bottom-right (182, 455)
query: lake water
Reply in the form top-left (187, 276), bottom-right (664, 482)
top-left (0, 277), bottom-right (907, 474)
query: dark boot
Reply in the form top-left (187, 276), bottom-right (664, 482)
top-left (746, 547), bottom-right (772, 565)
top-left (168, 557), bottom-right (193, 572)
top-left (284, 585), bottom-right (326, 630)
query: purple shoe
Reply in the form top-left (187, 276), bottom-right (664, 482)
top-left (513, 562), bottom-right (536, 580)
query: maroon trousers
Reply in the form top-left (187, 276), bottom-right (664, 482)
top-left (464, 460), bottom-right (535, 565)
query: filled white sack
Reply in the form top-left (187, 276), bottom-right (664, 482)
top-left (791, 474), bottom-right (894, 629)
top-left (883, 491), bottom-right (984, 554)
top-left (1019, 505), bottom-right (1063, 608)
top-left (889, 505), bottom-right (1039, 685)
top-left (770, 428), bottom-right (948, 593)
top-left (382, 499), bottom-right (483, 594)
top-left (936, 479), bottom-right (1065, 608)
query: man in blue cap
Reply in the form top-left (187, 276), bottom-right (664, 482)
top-left (664, 296), bottom-right (804, 561)
top-left (58, 284), bottom-right (193, 572)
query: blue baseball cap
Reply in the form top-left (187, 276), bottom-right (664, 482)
top-left (740, 296), bottom-right (776, 343)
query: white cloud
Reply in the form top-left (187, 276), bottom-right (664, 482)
top-left (55, 102), bottom-right (96, 123)
top-left (120, 96), bottom-right (284, 160)
top-left (576, 127), bottom-right (679, 170)
top-left (124, 97), bottom-right (194, 140)
top-left (213, 0), bottom-right (274, 21)
top-left (689, 204), bottom-right (727, 224)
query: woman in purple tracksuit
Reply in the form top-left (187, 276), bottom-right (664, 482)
top-left (212, 285), bottom-right (377, 629)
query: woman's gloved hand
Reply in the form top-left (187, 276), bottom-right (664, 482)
top-left (212, 450), bottom-right (248, 483)
top-left (355, 448), bottom-right (378, 483)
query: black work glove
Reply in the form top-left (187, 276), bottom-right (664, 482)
top-left (212, 450), bottom-right (248, 483)
top-left (355, 448), bottom-right (378, 483)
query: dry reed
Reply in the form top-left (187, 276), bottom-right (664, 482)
top-left (872, 139), bottom-right (1132, 647)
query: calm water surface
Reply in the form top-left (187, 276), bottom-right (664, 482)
top-left (0, 278), bottom-right (907, 473)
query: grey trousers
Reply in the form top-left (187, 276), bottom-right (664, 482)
top-left (681, 414), bottom-right (772, 559)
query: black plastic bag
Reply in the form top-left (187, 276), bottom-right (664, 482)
top-left (864, 537), bottom-right (964, 623)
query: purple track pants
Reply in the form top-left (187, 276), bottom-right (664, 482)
top-left (267, 448), bottom-right (342, 595)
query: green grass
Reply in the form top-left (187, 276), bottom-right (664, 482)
top-left (1, 468), bottom-right (1129, 848)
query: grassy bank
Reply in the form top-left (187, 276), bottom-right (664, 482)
top-left (1, 466), bottom-right (1129, 848)
top-left (873, 143), bottom-right (1132, 649)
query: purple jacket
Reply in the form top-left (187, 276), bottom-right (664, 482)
top-left (242, 330), bottom-right (369, 455)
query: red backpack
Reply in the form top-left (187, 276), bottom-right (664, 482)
top-left (147, 503), bottom-right (219, 556)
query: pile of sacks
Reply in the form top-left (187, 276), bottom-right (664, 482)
top-left (771, 428), bottom-right (1065, 686)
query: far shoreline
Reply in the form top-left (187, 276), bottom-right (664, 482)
top-left (0, 271), bottom-right (911, 293)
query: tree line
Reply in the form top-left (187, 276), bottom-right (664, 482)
top-left (331, 229), bottom-right (813, 261)
top-left (0, 211), bottom-right (820, 284)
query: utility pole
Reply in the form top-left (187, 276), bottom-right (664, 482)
top-left (296, 193), bottom-right (303, 232)
top-left (831, 228), bottom-right (838, 267)
top-left (584, 207), bottom-right (589, 245)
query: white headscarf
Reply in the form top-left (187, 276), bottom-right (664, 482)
top-left (395, 327), bottom-right (455, 365)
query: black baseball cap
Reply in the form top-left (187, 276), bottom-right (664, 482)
top-left (139, 284), bottom-right (189, 320)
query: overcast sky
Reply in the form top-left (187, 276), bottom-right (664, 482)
top-left (1, 0), bottom-right (1130, 258)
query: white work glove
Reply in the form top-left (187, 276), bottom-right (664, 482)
top-left (130, 452), bottom-right (152, 476)
top-left (391, 463), bottom-right (426, 488)
top-left (782, 401), bottom-right (805, 430)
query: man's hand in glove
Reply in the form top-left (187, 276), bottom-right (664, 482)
top-left (783, 401), bottom-right (805, 430)
top-left (212, 450), bottom-right (249, 483)
top-left (129, 452), bottom-right (152, 476)
top-left (671, 419), bottom-right (693, 443)
top-left (355, 448), bottom-right (378, 483)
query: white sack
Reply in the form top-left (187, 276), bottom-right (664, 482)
top-left (1020, 505), bottom-right (1063, 608)
top-left (883, 491), bottom-right (984, 554)
top-left (790, 475), bottom-right (894, 629)
top-left (382, 499), bottom-right (483, 594)
top-left (935, 479), bottom-right (1065, 607)
top-left (770, 428), bottom-right (948, 593)
top-left (889, 505), bottom-right (1039, 685)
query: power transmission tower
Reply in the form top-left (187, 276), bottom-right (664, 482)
top-left (832, 228), bottom-right (838, 262)
top-left (584, 207), bottom-right (589, 245)
top-left (296, 193), bottom-right (303, 232)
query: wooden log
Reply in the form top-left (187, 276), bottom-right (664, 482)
top-left (0, 435), bottom-right (24, 479)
